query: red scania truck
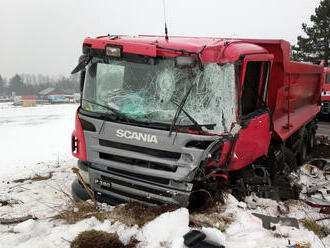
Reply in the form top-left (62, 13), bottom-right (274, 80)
top-left (71, 35), bottom-right (323, 207)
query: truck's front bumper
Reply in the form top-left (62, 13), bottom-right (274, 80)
top-left (72, 160), bottom-right (194, 206)
top-left (89, 166), bottom-right (193, 206)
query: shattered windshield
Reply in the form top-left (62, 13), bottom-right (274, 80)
top-left (82, 57), bottom-right (237, 134)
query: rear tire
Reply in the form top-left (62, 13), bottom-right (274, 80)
top-left (308, 127), bottom-right (316, 153)
top-left (272, 147), bottom-right (300, 201)
top-left (283, 146), bottom-right (298, 173)
top-left (298, 133), bottom-right (308, 165)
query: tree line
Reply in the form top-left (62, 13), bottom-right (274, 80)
top-left (291, 0), bottom-right (329, 66)
top-left (0, 73), bottom-right (79, 96)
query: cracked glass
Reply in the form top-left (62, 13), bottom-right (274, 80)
top-left (82, 58), bottom-right (237, 134)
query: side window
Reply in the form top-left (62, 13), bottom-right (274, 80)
top-left (241, 61), bottom-right (262, 115)
top-left (326, 73), bottom-right (330, 84)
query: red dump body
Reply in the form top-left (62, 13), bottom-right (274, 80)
top-left (247, 40), bottom-right (323, 141)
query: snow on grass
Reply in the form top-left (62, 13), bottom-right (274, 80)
top-left (0, 103), bottom-right (78, 180)
top-left (0, 103), bottom-right (330, 248)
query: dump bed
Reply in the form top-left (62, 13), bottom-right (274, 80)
top-left (248, 40), bottom-right (323, 141)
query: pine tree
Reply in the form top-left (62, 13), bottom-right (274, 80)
top-left (9, 74), bottom-right (25, 96)
top-left (0, 74), bottom-right (4, 95)
top-left (291, 0), bottom-right (330, 66)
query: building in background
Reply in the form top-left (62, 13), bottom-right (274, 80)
top-left (14, 95), bottom-right (37, 107)
top-left (38, 88), bottom-right (66, 100)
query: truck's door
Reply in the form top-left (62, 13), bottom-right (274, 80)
top-left (228, 54), bottom-right (273, 171)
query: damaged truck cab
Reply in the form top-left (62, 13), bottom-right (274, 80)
top-left (71, 36), bottom-right (323, 206)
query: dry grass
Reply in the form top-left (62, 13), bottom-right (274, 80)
top-left (7, 229), bottom-right (19, 234)
top-left (53, 200), bottom-right (176, 227)
top-left (189, 212), bottom-right (233, 232)
top-left (189, 191), bottom-right (232, 232)
top-left (111, 201), bottom-right (177, 227)
top-left (301, 219), bottom-right (330, 238)
top-left (272, 232), bottom-right (289, 239)
top-left (52, 200), bottom-right (111, 224)
top-left (0, 199), bottom-right (22, 207)
top-left (70, 230), bottom-right (139, 248)
top-left (201, 191), bottom-right (227, 213)
top-left (12, 172), bottom-right (54, 183)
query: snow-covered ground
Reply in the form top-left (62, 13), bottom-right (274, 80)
top-left (0, 103), bottom-right (329, 248)
top-left (0, 103), bottom-right (77, 179)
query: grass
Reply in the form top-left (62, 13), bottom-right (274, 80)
top-left (53, 200), bottom-right (176, 227)
top-left (12, 172), bottom-right (54, 183)
top-left (70, 230), bottom-right (138, 248)
top-left (301, 219), bottom-right (330, 239)
top-left (188, 191), bottom-right (232, 232)
top-left (111, 201), bottom-right (176, 227)
top-left (52, 200), bottom-right (112, 224)
top-left (0, 199), bottom-right (22, 207)
top-left (189, 212), bottom-right (233, 232)
top-left (272, 232), bottom-right (289, 239)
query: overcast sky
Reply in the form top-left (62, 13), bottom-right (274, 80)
top-left (0, 0), bottom-right (321, 79)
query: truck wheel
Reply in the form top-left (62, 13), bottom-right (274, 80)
top-left (271, 147), bottom-right (300, 201)
top-left (298, 133), bottom-right (308, 165)
top-left (308, 128), bottom-right (316, 153)
top-left (283, 147), bottom-right (298, 173)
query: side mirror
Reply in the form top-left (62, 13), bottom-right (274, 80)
top-left (78, 55), bottom-right (89, 92)
top-left (71, 55), bottom-right (91, 74)
top-left (80, 70), bottom-right (85, 92)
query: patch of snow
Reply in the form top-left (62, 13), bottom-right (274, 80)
top-left (0, 103), bottom-right (78, 178)
top-left (202, 227), bottom-right (226, 245)
top-left (137, 208), bottom-right (190, 248)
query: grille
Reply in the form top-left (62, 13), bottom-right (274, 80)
top-left (99, 152), bottom-right (177, 172)
top-left (106, 166), bottom-right (170, 185)
top-left (99, 139), bottom-right (181, 160)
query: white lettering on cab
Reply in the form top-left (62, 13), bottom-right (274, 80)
top-left (116, 129), bottom-right (158, 144)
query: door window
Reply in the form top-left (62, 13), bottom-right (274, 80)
top-left (241, 62), bottom-right (262, 115)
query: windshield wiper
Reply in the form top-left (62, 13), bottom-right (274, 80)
top-left (169, 84), bottom-right (194, 136)
top-left (171, 100), bottom-right (216, 132)
top-left (82, 98), bottom-right (130, 122)
top-left (170, 100), bottom-right (203, 133)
